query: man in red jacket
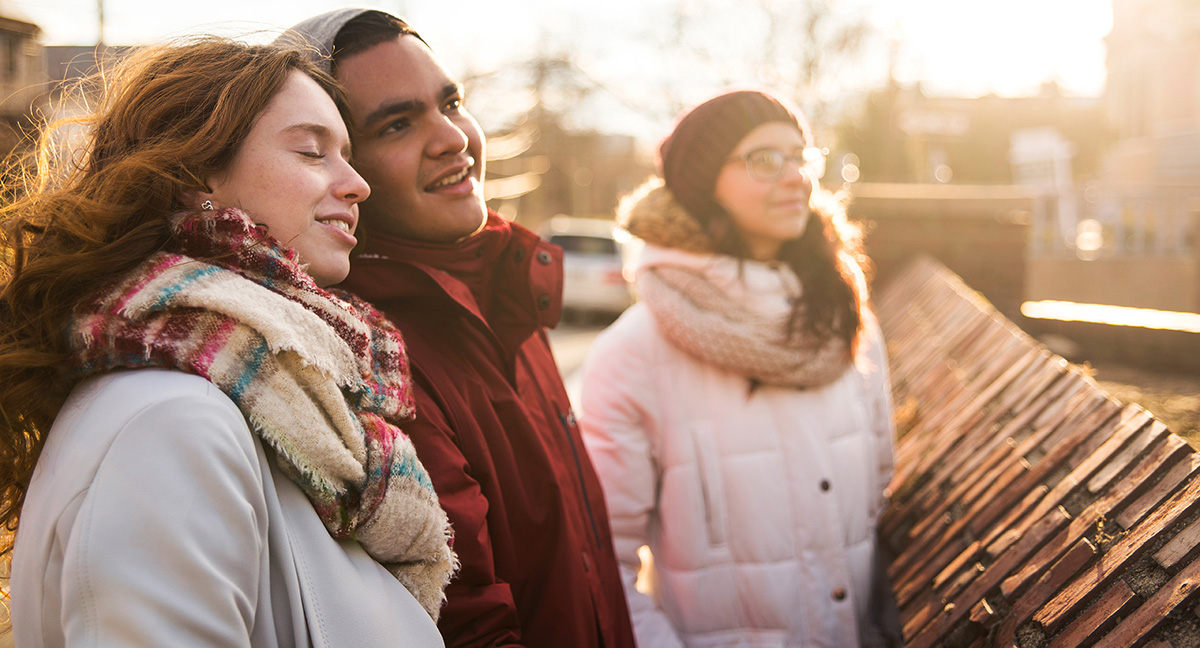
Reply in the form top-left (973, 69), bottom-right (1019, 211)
top-left (283, 10), bottom-right (636, 648)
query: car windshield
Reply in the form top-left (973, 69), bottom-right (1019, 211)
top-left (550, 235), bottom-right (618, 255)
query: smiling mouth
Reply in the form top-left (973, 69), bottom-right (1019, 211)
top-left (428, 167), bottom-right (470, 190)
top-left (319, 219), bottom-right (352, 233)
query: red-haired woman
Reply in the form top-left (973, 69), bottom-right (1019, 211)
top-left (1, 38), bottom-right (452, 647)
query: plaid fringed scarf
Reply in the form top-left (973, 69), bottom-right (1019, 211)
top-left (69, 208), bottom-right (456, 619)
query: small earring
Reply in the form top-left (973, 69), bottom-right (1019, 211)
top-left (201, 200), bottom-right (214, 211)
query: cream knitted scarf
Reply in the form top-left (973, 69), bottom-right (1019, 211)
top-left (622, 179), bottom-right (853, 389)
top-left (69, 208), bottom-right (456, 618)
top-left (639, 261), bottom-right (852, 389)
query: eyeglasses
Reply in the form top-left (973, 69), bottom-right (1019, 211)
top-left (728, 146), bottom-right (827, 182)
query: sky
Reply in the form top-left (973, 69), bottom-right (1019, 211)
top-left (3, 0), bottom-right (1114, 138)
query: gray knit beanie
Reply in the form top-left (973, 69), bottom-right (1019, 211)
top-left (659, 90), bottom-right (807, 226)
top-left (277, 8), bottom-right (421, 74)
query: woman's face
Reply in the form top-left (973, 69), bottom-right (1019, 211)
top-left (713, 122), bottom-right (815, 262)
top-left (201, 71), bottom-right (370, 287)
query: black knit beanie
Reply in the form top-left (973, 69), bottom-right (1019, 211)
top-left (659, 90), bottom-right (806, 226)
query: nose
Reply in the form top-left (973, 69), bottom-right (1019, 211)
top-left (336, 159), bottom-right (371, 204)
top-left (780, 159), bottom-right (813, 188)
top-left (427, 113), bottom-right (469, 158)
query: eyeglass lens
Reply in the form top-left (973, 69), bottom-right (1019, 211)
top-left (746, 148), bottom-right (825, 181)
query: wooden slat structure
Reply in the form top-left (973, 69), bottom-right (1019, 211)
top-left (876, 256), bottom-right (1200, 647)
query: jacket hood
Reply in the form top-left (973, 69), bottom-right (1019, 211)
top-left (277, 8), bottom-right (377, 74)
top-left (618, 178), bottom-right (715, 255)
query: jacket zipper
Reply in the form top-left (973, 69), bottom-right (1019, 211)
top-left (558, 408), bottom-right (602, 548)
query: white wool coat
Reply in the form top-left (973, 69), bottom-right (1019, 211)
top-left (11, 369), bottom-right (444, 648)
top-left (580, 245), bottom-right (895, 648)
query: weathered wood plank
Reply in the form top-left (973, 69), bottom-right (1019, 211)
top-left (1045, 579), bottom-right (1140, 648)
top-left (1153, 514), bottom-right (1200, 570)
top-left (980, 400), bottom-right (1128, 552)
top-left (902, 506), bottom-right (1071, 642)
top-left (1093, 551), bottom-right (1200, 648)
top-left (1017, 538), bottom-right (1099, 633)
top-left (1116, 450), bottom-right (1200, 530)
top-left (876, 257), bottom-right (1200, 647)
top-left (899, 398), bottom-right (1128, 605)
top-left (1032, 470), bottom-right (1200, 633)
top-left (891, 377), bottom-right (1100, 588)
top-left (889, 341), bottom-right (1041, 514)
top-left (998, 429), bottom-right (1191, 599)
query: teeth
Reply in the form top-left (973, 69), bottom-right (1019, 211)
top-left (319, 219), bottom-right (351, 233)
top-left (430, 168), bottom-right (469, 189)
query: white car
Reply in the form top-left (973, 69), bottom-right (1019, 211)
top-left (543, 216), bottom-right (634, 321)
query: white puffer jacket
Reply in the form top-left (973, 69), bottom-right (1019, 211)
top-left (580, 243), bottom-right (894, 648)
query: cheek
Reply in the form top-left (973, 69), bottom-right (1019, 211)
top-left (465, 124), bottom-right (486, 161)
top-left (713, 171), bottom-right (742, 214)
top-left (261, 175), bottom-right (323, 236)
top-left (363, 150), bottom-right (417, 197)
top-left (716, 178), bottom-right (768, 222)
top-left (455, 111), bottom-right (484, 145)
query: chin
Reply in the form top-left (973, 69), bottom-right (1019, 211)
top-left (457, 210), bottom-right (488, 238)
top-left (310, 265), bottom-right (350, 288)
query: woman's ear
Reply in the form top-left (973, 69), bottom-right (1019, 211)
top-left (178, 188), bottom-right (212, 211)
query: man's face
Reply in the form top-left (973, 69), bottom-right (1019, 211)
top-left (336, 35), bottom-right (487, 243)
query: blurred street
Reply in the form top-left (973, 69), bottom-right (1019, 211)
top-left (547, 321), bottom-right (606, 411)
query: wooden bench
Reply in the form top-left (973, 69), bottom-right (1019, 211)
top-left (877, 256), bottom-right (1200, 648)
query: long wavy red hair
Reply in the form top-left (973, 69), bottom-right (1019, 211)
top-left (0, 37), bottom-right (347, 562)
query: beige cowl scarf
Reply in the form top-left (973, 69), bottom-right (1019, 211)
top-left (620, 179), bottom-right (853, 389)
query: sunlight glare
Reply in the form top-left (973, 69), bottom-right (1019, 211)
top-left (1021, 301), bottom-right (1200, 334)
top-left (636, 544), bottom-right (654, 594)
top-left (889, 0), bottom-right (1112, 96)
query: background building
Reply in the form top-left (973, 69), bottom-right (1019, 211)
top-left (0, 11), bottom-right (44, 155)
top-left (1025, 0), bottom-right (1200, 316)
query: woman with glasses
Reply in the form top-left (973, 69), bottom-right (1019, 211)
top-left (579, 89), bottom-right (898, 647)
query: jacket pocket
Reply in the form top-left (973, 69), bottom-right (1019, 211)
top-left (690, 423), bottom-right (727, 547)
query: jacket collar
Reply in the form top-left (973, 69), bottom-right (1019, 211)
top-left (340, 211), bottom-right (563, 354)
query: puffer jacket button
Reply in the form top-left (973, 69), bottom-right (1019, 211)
top-left (537, 295), bottom-right (552, 310)
top-left (832, 587), bottom-right (846, 601)
top-left (819, 479), bottom-right (831, 492)
top-left (536, 250), bottom-right (552, 265)
top-left (513, 247), bottom-right (525, 262)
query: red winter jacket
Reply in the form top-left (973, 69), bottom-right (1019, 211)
top-left (339, 213), bottom-right (635, 648)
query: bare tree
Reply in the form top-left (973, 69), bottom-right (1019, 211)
top-left (456, 1), bottom-right (879, 221)
top-left (655, 0), bottom-right (876, 126)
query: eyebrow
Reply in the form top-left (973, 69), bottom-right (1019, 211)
top-left (360, 83), bottom-right (463, 130)
top-left (282, 122), bottom-right (352, 158)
